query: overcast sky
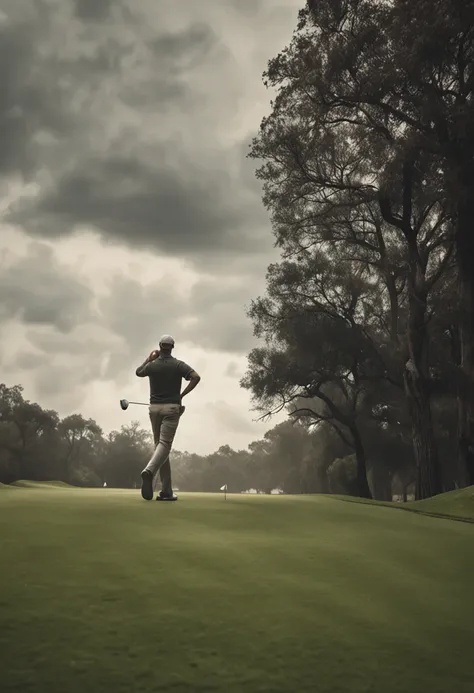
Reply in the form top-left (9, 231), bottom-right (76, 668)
top-left (0, 0), bottom-right (300, 454)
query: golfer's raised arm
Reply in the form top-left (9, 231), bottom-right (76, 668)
top-left (136, 350), bottom-right (159, 377)
top-left (135, 358), bottom-right (152, 377)
top-left (135, 361), bottom-right (148, 377)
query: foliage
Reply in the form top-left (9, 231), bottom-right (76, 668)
top-left (241, 0), bottom-right (474, 499)
top-left (0, 382), bottom-right (416, 499)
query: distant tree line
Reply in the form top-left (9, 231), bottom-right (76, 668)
top-left (0, 381), bottom-right (423, 499)
top-left (241, 0), bottom-right (474, 500)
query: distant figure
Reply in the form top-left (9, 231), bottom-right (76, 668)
top-left (103, 482), bottom-right (107, 488)
top-left (136, 335), bottom-right (201, 502)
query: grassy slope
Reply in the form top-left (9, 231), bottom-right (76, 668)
top-left (3, 480), bottom-right (73, 489)
top-left (1, 486), bottom-right (473, 693)
top-left (409, 486), bottom-right (474, 519)
top-left (331, 486), bottom-right (474, 522)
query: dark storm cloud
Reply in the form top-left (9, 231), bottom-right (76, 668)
top-left (118, 22), bottom-right (218, 109)
top-left (9, 150), bottom-right (270, 260)
top-left (149, 23), bottom-right (216, 65)
top-left (73, 0), bottom-right (116, 21)
top-left (0, 2), bottom-right (212, 179)
top-left (0, 1), bottom-right (130, 180)
top-left (0, 18), bottom-right (69, 178)
top-left (229, 0), bottom-right (265, 17)
top-left (0, 243), bottom-right (93, 331)
top-left (2, 1), bottom-right (271, 265)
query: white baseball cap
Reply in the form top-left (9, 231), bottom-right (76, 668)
top-left (159, 334), bottom-right (175, 346)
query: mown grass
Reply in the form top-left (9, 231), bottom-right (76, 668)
top-left (409, 486), bottom-right (474, 519)
top-left (332, 486), bottom-right (474, 523)
top-left (1, 484), bottom-right (473, 692)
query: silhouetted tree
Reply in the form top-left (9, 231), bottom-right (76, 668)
top-left (247, 0), bottom-right (466, 498)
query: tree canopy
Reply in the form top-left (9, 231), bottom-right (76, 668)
top-left (242, 0), bottom-right (474, 499)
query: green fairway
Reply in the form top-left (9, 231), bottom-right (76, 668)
top-left (1, 485), bottom-right (473, 693)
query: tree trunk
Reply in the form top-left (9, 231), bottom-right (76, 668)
top-left (456, 197), bottom-right (474, 487)
top-left (369, 464), bottom-right (392, 501)
top-left (404, 359), bottom-right (442, 499)
top-left (379, 164), bottom-right (442, 500)
top-left (397, 468), bottom-right (415, 502)
top-left (350, 426), bottom-right (372, 499)
top-left (318, 464), bottom-right (330, 494)
top-left (404, 257), bottom-right (443, 500)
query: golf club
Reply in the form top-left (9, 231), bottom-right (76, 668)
top-left (119, 399), bottom-right (148, 410)
top-left (120, 399), bottom-right (186, 415)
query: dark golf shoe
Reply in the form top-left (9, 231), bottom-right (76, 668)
top-left (156, 491), bottom-right (178, 501)
top-left (140, 470), bottom-right (154, 500)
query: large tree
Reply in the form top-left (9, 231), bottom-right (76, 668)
top-left (242, 247), bottom-right (397, 498)
top-left (58, 414), bottom-right (103, 483)
top-left (248, 0), bottom-right (460, 498)
top-left (102, 422), bottom-right (152, 488)
top-left (0, 384), bottom-right (59, 481)
top-left (299, 0), bottom-right (474, 484)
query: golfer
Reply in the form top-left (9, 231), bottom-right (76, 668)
top-left (136, 335), bottom-right (200, 501)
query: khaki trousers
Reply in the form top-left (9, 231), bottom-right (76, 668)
top-left (143, 404), bottom-right (181, 495)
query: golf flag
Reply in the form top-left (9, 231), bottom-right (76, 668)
top-left (220, 485), bottom-right (227, 491)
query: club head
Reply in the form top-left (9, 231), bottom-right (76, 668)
top-left (120, 399), bottom-right (129, 410)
